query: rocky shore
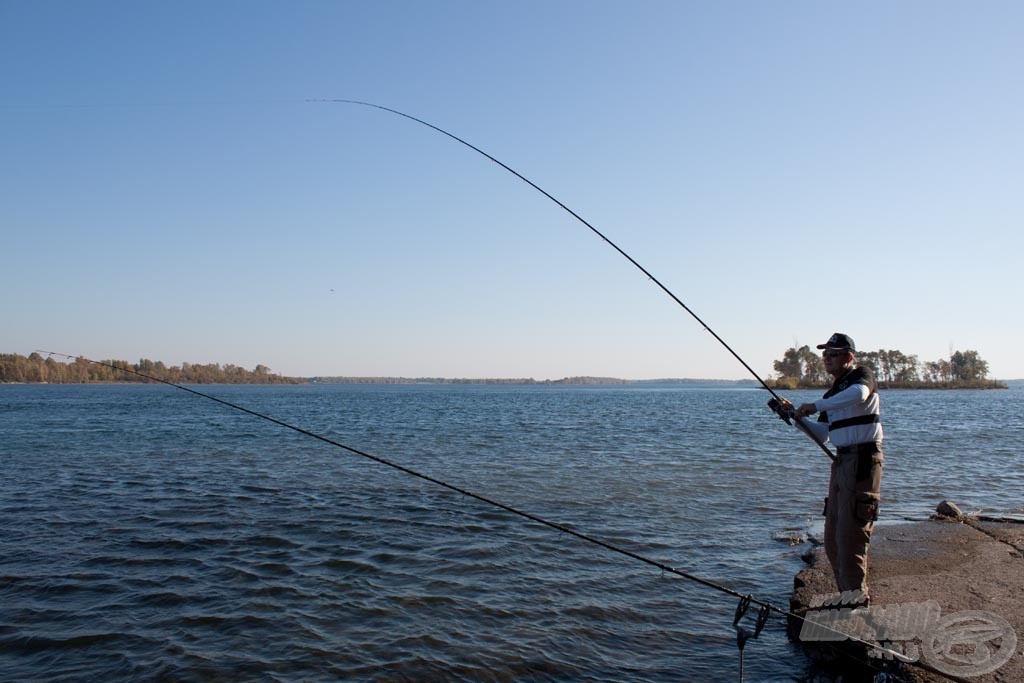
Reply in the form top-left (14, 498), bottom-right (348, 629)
top-left (789, 504), bottom-right (1023, 682)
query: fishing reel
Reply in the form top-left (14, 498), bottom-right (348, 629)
top-left (767, 397), bottom-right (795, 426)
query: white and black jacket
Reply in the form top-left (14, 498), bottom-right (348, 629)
top-left (800, 366), bottom-right (883, 449)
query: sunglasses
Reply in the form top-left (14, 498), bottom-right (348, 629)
top-left (822, 350), bottom-right (849, 358)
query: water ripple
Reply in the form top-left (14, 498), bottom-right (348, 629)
top-left (2, 383), bottom-right (1022, 681)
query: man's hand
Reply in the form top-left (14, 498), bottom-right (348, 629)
top-left (795, 402), bottom-right (818, 418)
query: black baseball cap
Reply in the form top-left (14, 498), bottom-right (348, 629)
top-left (816, 332), bottom-right (856, 352)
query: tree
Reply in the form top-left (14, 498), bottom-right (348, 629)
top-left (771, 345), bottom-right (827, 387)
top-left (768, 346), bottom-right (1000, 388)
top-left (893, 353), bottom-right (920, 383)
top-left (857, 351), bottom-right (880, 379)
top-left (773, 346), bottom-right (804, 380)
top-left (799, 346), bottom-right (827, 386)
top-left (950, 350), bottom-right (989, 382)
top-left (0, 353), bottom-right (303, 384)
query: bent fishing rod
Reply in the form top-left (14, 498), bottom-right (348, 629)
top-left (312, 99), bottom-right (833, 461)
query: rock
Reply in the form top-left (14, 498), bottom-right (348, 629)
top-left (934, 499), bottom-right (963, 520)
top-left (790, 520), bottom-right (1024, 682)
top-left (772, 529), bottom-right (806, 545)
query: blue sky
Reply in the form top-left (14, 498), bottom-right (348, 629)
top-left (3, 1), bottom-right (1021, 379)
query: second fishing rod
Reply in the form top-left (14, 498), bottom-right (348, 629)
top-left (315, 99), bottom-right (834, 461)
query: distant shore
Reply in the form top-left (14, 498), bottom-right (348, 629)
top-left (311, 377), bottom-right (1013, 388)
top-left (4, 377), bottom-right (1020, 388)
top-left (1, 376), bottom-right (761, 387)
top-left (2, 352), bottom-right (1018, 387)
top-left (305, 376), bottom-right (758, 386)
top-left (767, 379), bottom-right (1009, 390)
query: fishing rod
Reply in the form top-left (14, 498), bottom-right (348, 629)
top-left (311, 99), bottom-right (834, 461)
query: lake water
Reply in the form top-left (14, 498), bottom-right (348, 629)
top-left (2, 383), bottom-right (1021, 681)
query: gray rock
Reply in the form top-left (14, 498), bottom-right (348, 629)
top-left (791, 520), bottom-right (1024, 682)
top-left (935, 499), bottom-right (963, 520)
top-left (772, 529), bottom-right (806, 545)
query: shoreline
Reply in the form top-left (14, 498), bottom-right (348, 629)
top-left (3, 378), bottom-right (1020, 387)
top-left (789, 508), bottom-right (1023, 682)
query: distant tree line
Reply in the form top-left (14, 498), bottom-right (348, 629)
top-left (311, 376), bottom-right (541, 385)
top-left (768, 346), bottom-right (1006, 389)
top-left (310, 376), bottom-right (634, 385)
top-left (0, 352), bottom-right (304, 385)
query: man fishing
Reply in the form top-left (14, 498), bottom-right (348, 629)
top-left (330, 100), bottom-right (890, 604)
top-left (781, 333), bottom-right (883, 606)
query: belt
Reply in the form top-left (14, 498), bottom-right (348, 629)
top-left (836, 442), bottom-right (882, 456)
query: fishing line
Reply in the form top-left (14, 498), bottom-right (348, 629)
top-left (39, 353), bottom-right (749, 599)
top-left (39, 351), bottom-right (961, 682)
top-left (310, 98), bottom-right (834, 462)
top-left (28, 99), bottom-right (955, 676)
